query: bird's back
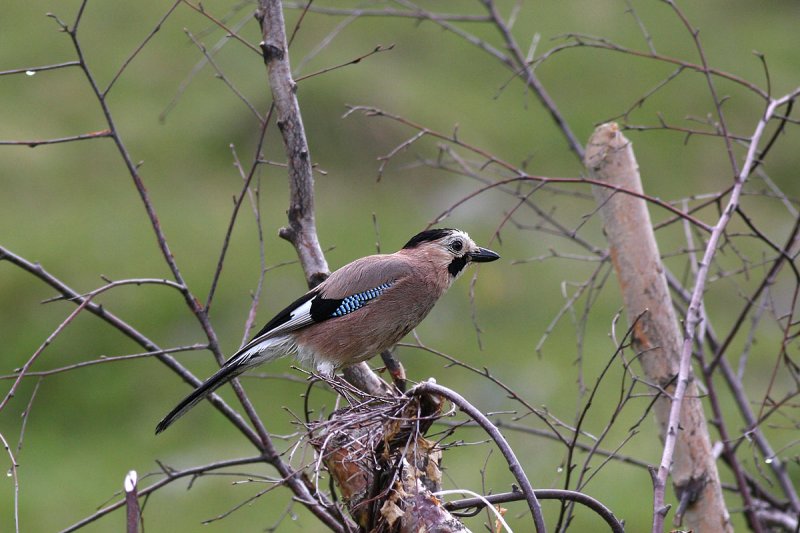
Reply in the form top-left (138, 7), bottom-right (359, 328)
top-left (294, 252), bottom-right (442, 368)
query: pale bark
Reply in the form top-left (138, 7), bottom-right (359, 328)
top-left (256, 0), bottom-right (387, 400)
top-left (257, 0), bottom-right (329, 286)
top-left (255, 2), bottom-right (349, 530)
top-left (586, 123), bottom-right (731, 533)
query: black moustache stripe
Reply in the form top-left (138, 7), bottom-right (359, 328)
top-left (448, 255), bottom-right (468, 277)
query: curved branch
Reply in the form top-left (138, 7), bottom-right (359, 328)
top-left (409, 380), bottom-right (546, 532)
top-left (444, 488), bottom-right (624, 533)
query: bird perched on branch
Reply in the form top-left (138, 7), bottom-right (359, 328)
top-left (155, 228), bottom-right (499, 433)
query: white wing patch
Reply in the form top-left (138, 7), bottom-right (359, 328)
top-left (253, 298), bottom-right (314, 342)
top-left (268, 298), bottom-right (315, 336)
top-left (229, 298), bottom-right (316, 367)
top-left (229, 335), bottom-right (297, 368)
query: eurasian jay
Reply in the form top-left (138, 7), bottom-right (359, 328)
top-left (155, 228), bottom-right (499, 433)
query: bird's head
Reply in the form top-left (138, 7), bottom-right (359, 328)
top-left (402, 228), bottom-right (500, 280)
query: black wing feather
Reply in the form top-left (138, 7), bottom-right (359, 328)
top-left (155, 363), bottom-right (247, 434)
top-left (251, 290), bottom-right (318, 339)
top-left (155, 283), bottom-right (385, 434)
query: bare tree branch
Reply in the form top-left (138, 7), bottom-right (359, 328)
top-left (0, 245), bottom-right (263, 447)
top-left (445, 488), bottom-right (623, 533)
top-left (410, 380), bottom-right (546, 532)
top-left (586, 122), bottom-right (732, 533)
top-left (257, 0), bottom-right (329, 287)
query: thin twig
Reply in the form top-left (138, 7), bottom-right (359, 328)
top-left (0, 61), bottom-right (81, 76)
top-left (104, 0), bottom-right (182, 95)
top-left (0, 297), bottom-right (92, 413)
top-left (0, 432), bottom-right (20, 533)
top-left (347, 105), bottom-right (712, 232)
top-left (0, 344), bottom-right (207, 380)
top-left (0, 130), bottom-right (112, 146)
top-left (59, 456), bottom-right (267, 532)
top-left (0, 245), bottom-right (262, 447)
top-left (652, 88), bottom-right (800, 532)
top-left (205, 112), bottom-right (272, 313)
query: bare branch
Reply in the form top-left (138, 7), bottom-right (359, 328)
top-left (444, 488), bottom-right (623, 533)
top-left (257, 0), bottom-right (329, 287)
top-left (586, 122), bottom-right (731, 532)
top-left (0, 432), bottom-right (20, 533)
top-left (347, 105), bottom-right (713, 232)
top-left (0, 344), bottom-right (207, 380)
top-left (0, 61), bottom-right (80, 76)
top-left (409, 380), bottom-right (546, 532)
top-left (59, 456), bottom-right (267, 532)
top-left (0, 245), bottom-right (263, 447)
top-left (104, 0), bottom-right (182, 95)
top-left (0, 129), bottom-right (112, 147)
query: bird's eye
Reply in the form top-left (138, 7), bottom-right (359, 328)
top-left (450, 239), bottom-right (463, 252)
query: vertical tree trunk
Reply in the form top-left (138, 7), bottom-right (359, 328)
top-left (257, 0), bottom-right (329, 287)
top-left (586, 123), bottom-right (731, 532)
top-left (257, 0), bottom-right (389, 398)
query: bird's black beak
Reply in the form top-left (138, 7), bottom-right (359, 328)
top-left (469, 247), bottom-right (500, 263)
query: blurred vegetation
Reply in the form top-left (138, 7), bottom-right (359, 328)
top-left (1, 0), bottom-right (798, 531)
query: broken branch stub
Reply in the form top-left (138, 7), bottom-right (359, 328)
top-left (586, 123), bottom-right (731, 532)
top-left (310, 392), bottom-right (471, 531)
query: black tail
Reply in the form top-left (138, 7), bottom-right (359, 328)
top-left (155, 363), bottom-right (246, 434)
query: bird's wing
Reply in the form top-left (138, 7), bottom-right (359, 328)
top-left (318, 253), bottom-right (413, 299)
top-left (155, 292), bottom-right (319, 434)
top-left (233, 290), bottom-right (318, 359)
top-left (234, 254), bottom-right (413, 358)
top-left (155, 254), bottom-right (416, 434)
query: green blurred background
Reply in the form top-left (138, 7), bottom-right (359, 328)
top-left (1, 1), bottom-right (798, 531)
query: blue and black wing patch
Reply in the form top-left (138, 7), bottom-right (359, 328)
top-left (328, 281), bottom-right (393, 317)
top-left (309, 281), bottom-right (394, 320)
top-left (248, 281), bottom-right (394, 343)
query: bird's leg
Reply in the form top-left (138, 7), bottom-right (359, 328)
top-left (379, 349), bottom-right (406, 393)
